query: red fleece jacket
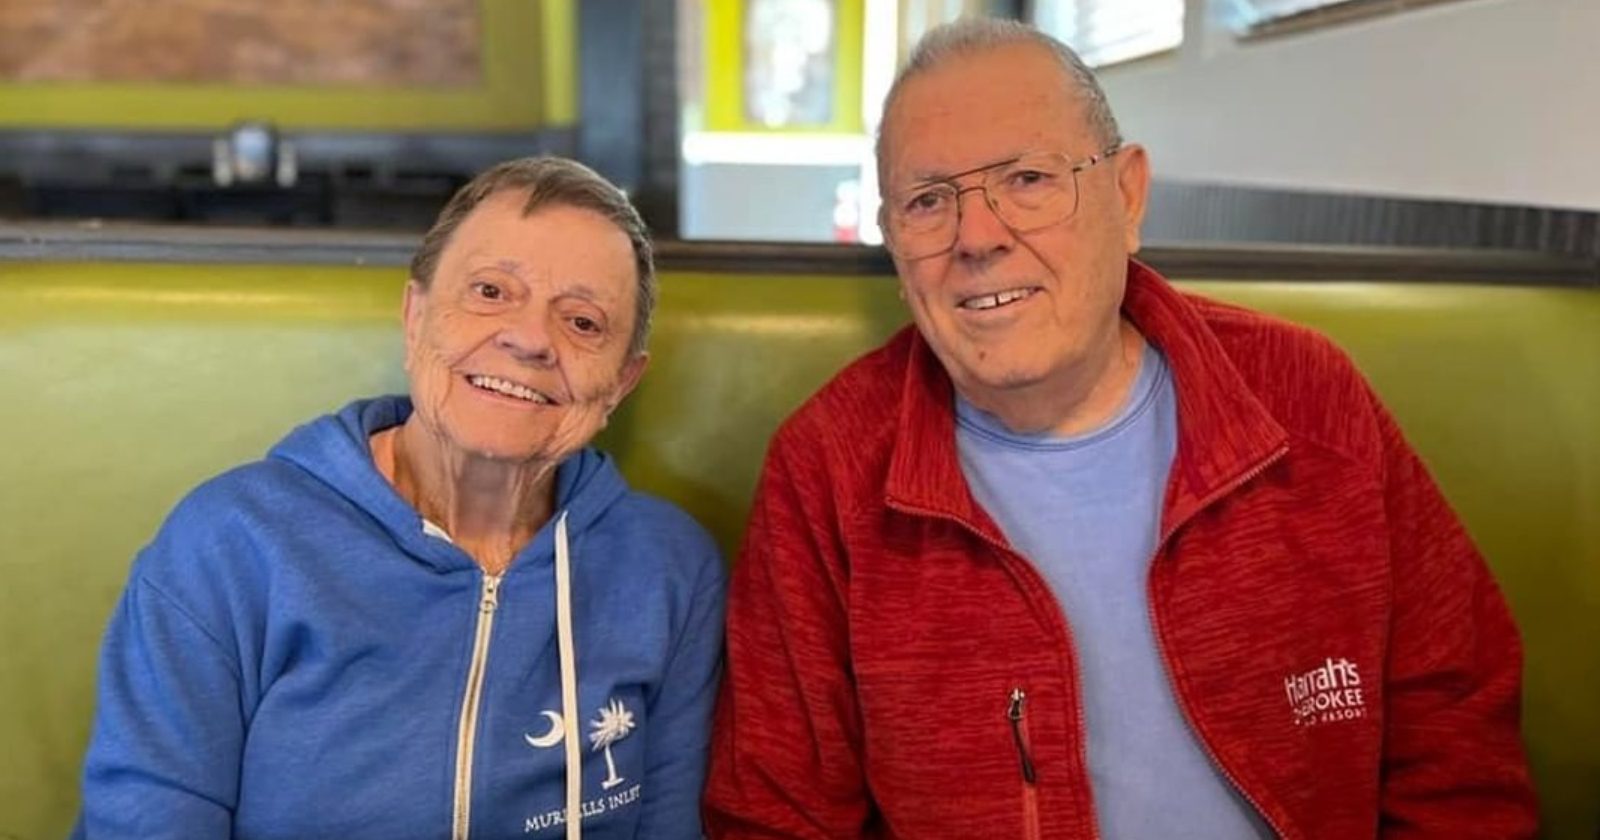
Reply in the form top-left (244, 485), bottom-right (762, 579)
top-left (704, 261), bottom-right (1535, 839)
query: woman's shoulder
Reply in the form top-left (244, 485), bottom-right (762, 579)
top-left (597, 491), bottom-right (725, 580)
top-left (158, 457), bottom-right (333, 539)
top-left (132, 457), bottom-right (349, 589)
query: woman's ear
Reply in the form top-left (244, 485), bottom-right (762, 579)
top-left (609, 352), bottom-right (651, 412)
top-left (401, 279), bottom-right (428, 370)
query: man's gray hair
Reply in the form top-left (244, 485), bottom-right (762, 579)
top-left (876, 17), bottom-right (1123, 171)
top-left (410, 156), bottom-right (656, 358)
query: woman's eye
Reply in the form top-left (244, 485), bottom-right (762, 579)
top-left (471, 282), bottom-right (504, 301)
top-left (571, 316), bottom-right (601, 334)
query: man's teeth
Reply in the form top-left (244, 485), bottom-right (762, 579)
top-left (961, 287), bottom-right (1037, 311)
top-left (468, 375), bottom-right (551, 404)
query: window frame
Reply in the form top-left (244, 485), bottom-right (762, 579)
top-left (1236, 0), bottom-right (1477, 40)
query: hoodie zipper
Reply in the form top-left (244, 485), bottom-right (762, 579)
top-left (1008, 688), bottom-right (1042, 840)
top-left (1147, 444), bottom-right (1289, 838)
top-left (452, 572), bottom-right (503, 840)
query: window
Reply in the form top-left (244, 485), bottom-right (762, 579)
top-left (1228, 0), bottom-right (1469, 36)
top-left (1032, 0), bottom-right (1184, 68)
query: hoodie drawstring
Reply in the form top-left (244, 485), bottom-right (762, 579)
top-left (554, 512), bottom-right (582, 840)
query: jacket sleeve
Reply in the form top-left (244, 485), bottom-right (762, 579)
top-left (703, 426), bottom-right (874, 839)
top-left (637, 534), bottom-right (728, 840)
top-left (75, 570), bottom-right (243, 839)
top-left (1374, 400), bottom-right (1539, 837)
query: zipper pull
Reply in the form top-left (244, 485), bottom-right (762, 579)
top-left (1007, 687), bottom-right (1037, 784)
top-left (481, 574), bottom-right (502, 613)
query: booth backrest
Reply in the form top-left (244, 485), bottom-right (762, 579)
top-left (1, 260), bottom-right (1596, 838)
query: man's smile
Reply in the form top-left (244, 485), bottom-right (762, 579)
top-left (957, 285), bottom-right (1042, 312)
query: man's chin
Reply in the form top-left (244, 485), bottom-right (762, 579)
top-left (954, 365), bottom-right (1053, 398)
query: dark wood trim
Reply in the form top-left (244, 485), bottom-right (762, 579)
top-left (653, 240), bottom-right (896, 275)
top-left (1140, 242), bottom-right (1599, 286)
top-left (0, 127), bottom-right (577, 183)
top-left (577, 0), bottom-right (645, 196)
top-left (1, 222), bottom-right (1595, 286)
top-left (655, 240), bottom-right (1600, 286)
top-left (0, 221), bottom-right (417, 268)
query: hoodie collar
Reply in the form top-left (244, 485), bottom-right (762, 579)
top-left (886, 259), bottom-right (1287, 540)
top-left (268, 395), bottom-right (629, 573)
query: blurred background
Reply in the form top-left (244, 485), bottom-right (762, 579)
top-left (2, 5), bottom-right (1598, 838)
top-left (0, 0), bottom-right (1594, 255)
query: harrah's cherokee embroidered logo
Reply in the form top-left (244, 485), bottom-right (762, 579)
top-left (1284, 657), bottom-right (1366, 726)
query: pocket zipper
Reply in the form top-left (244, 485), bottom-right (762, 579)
top-left (1008, 687), bottom-right (1042, 840)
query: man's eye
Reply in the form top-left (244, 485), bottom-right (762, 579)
top-left (571, 316), bottom-right (601, 334)
top-left (471, 282), bottom-right (504, 301)
top-left (903, 189), bottom-right (950, 216)
top-left (1007, 169), bottom-right (1052, 188)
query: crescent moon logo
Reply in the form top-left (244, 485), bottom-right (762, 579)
top-left (524, 710), bottom-right (565, 749)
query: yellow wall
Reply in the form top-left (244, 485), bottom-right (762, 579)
top-left (0, 0), bottom-right (576, 131)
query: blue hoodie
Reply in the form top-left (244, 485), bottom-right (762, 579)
top-left (75, 396), bottom-right (726, 839)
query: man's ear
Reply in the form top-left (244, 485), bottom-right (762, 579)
top-left (1114, 143), bottom-right (1152, 255)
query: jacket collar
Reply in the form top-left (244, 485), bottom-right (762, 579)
top-left (884, 259), bottom-right (1288, 540)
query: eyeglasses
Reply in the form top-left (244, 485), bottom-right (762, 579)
top-left (880, 146), bottom-right (1123, 260)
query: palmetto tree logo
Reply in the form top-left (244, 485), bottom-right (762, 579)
top-left (589, 698), bottom-right (636, 790)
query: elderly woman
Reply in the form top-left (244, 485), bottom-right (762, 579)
top-left (73, 158), bottom-right (724, 839)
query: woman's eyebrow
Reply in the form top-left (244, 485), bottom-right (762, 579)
top-left (557, 283), bottom-right (611, 305)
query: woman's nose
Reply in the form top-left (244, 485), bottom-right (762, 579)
top-left (493, 311), bottom-right (557, 366)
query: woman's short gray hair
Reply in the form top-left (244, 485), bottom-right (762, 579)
top-left (876, 17), bottom-right (1123, 167)
top-left (410, 156), bottom-right (656, 357)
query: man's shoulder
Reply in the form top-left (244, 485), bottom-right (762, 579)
top-left (1185, 291), bottom-right (1352, 368)
top-left (777, 324), bottom-right (918, 448)
top-left (1182, 290), bottom-right (1383, 461)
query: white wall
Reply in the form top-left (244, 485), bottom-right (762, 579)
top-left (1099, 0), bottom-right (1600, 210)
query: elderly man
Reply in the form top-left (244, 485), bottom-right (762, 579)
top-left (704, 17), bottom-right (1535, 839)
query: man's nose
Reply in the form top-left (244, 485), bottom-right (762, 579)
top-left (952, 185), bottom-right (1013, 258)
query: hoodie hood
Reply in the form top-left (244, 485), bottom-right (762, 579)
top-left (268, 395), bottom-right (630, 573)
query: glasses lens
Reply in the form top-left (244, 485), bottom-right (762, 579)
top-left (885, 183), bottom-right (957, 259)
top-left (986, 154), bottom-right (1078, 232)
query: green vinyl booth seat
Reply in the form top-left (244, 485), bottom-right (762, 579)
top-left (1, 260), bottom-right (1596, 838)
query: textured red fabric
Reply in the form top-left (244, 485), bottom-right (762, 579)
top-left (703, 261), bottom-right (1536, 839)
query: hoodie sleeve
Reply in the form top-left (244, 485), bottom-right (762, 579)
top-left (637, 530), bottom-right (727, 840)
top-left (1372, 399), bottom-right (1539, 837)
top-left (75, 567), bottom-right (244, 840)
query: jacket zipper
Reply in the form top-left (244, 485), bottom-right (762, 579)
top-left (888, 495), bottom-right (1099, 838)
top-left (1008, 688), bottom-right (1042, 840)
top-left (452, 573), bottom-right (503, 840)
top-left (1148, 444), bottom-right (1289, 838)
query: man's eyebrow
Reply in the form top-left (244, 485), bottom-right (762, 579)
top-left (904, 154), bottom-right (1025, 188)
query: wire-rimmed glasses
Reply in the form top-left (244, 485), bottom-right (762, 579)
top-left (881, 146), bottom-right (1123, 260)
